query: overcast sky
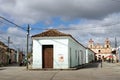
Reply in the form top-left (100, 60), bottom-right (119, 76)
top-left (0, 0), bottom-right (120, 51)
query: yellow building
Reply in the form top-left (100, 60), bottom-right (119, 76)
top-left (88, 38), bottom-right (112, 61)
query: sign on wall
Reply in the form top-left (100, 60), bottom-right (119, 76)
top-left (58, 54), bottom-right (64, 62)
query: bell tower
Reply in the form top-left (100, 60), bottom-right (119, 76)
top-left (88, 39), bottom-right (94, 48)
top-left (104, 38), bottom-right (111, 48)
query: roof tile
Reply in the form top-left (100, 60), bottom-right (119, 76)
top-left (32, 29), bottom-right (71, 37)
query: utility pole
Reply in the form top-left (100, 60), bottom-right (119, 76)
top-left (115, 37), bottom-right (117, 48)
top-left (26, 24), bottom-right (30, 69)
top-left (8, 36), bottom-right (11, 64)
top-left (115, 37), bottom-right (119, 62)
top-left (17, 48), bottom-right (20, 63)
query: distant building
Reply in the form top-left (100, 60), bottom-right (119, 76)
top-left (88, 38), bottom-right (112, 61)
top-left (0, 41), bottom-right (17, 65)
top-left (18, 51), bottom-right (25, 64)
top-left (0, 41), bottom-right (8, 65)
top-left (10, 48), bottom-right (17, 63)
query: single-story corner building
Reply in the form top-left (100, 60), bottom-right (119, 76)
top-left (31, 29), bottom-right (94, 69)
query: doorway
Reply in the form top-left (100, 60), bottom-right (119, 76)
top-left (42, 45), bottom-right (53, 68)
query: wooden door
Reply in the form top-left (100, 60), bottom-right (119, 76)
top-left (42, 45), bottom-right (53, 68)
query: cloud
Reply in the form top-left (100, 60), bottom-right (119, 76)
top-left (7, 27), bottom-right (27, 49)
top-left (0, 0), bottom-right (120, 24)
top-left (58, 13), bottom-right (120, 47)
top-left (0, 0), bottom-right (120, 49)
top-left (0, 27), bottom-right (27, 50)
top-left (7, 27), bottom-right (26, 37)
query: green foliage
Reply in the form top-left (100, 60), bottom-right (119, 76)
top-left (27, 53), bottom-right (32, 58)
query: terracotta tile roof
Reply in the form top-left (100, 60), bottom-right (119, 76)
top-left (32, 29), bottom-right (71, 37)
top-left (32, 29), bottom-right (86, 48)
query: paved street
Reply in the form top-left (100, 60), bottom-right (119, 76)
top-left (0, 62), bottom-right (120, 80)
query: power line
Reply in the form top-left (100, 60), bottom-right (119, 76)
top-left (0, 16), bottom-right (26, 31)
top-left (31, 27), bottom-right (79, 30)
top-left (0, 35), bottom-right (20, 50)
top-left (31, 27), bottom-right (120, 31)
top-left (31, 21), bottom-right (120, 31)
top-left (0, 19), bottom-right (12, 26)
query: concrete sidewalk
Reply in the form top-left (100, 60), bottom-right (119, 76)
top-left (0, 62), bottom-right (120, 80)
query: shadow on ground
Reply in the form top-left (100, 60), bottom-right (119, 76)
top-left (6, 63), bottom-right (20, 67)
top-left (83, 62), bottom-right (100, 69)
top-left (74, 62), bottom-right (101, 70)
top-left (0, 68), bottom-right (6, 70)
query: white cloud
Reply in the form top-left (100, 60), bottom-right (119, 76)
top-left (0, 0), bottom-right (120, 24)
top-left (58, 13), bottom-right (120, 47)
top-left (2, 27), bottom-right (27, 50)
top-left (7, 27), bottom-right (26, 36)
top-left (0, 0), bottom-right (120, 49)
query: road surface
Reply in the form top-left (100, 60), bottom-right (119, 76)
top-left (0, 62), bottom-right (120, 80)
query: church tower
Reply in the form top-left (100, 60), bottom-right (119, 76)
top-left (88, 38), bottom-right (112, 61)
top-left (104, 38), bottom-right (111, 48)
top-left (88, 39), bottom-right (94, 48)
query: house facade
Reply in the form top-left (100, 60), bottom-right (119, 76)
top-left (32, 29), bottom-right (89, 69)
top-left (86, 48), bottom-right (95, 63)
top-left (0, 41), bottom-right (17, 65)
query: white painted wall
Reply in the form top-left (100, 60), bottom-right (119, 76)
top-left (68, 37), bottom-right (86, 68)
top-left (86, 49), bottom-right (88, 63)
top-left (86, 49), bottom-right (94, 63)
top-left (32, 37), bottom-right (69, 69)
top-left (32, 36), bottom-right (87, 69)
top-left (32, 39), bottom-right (42, 69)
